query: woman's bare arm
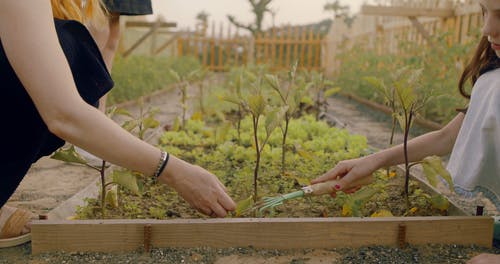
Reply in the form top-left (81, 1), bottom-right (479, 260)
top-left (0, 0), bottom-right (235, 216)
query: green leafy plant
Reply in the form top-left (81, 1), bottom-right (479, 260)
top-left (51, 101), bottom-right (159, 218)
top-left (364, 75), bottom-right (397, 148)
top-left (108, 56), bottom-right (202, 105)
top-left (388, 67), bottom-right (453, 209)
top-left (223, 68), bottom-right (247, 141)
top-left (335, 185), bottom-right (382, 217)
top-left (265, 62), bottom-right (310, 175)
top-left (113, 98), bottom-right (160, 140)
top-left (194, 69), bottom-right (211, 115)
top-left (335, 31), bottom-right (473, 125)
top-left (307, 70), bottom-right (341, 120)
top-left (168, 67), bottom-right (206, 130)
top-left (224, 72), bottom-right (287, 202)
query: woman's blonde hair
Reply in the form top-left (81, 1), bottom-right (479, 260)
top-left (51, 0), bottom-right (108, 26)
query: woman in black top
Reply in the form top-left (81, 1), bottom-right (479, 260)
top-left (0, 0), bottom-right (235, 245)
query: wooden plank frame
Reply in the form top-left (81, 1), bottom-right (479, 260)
top-left (125, 21), bottom-right (176, 28)
top-left (31, 216), bottom-right (493, 254)
top-left (361, 5), bottom-right (455, 18)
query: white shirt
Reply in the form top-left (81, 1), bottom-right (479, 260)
top-left (447, 67), bottom-right (500, 209)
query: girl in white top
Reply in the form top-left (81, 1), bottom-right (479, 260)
top-left (312, 0), bottom-right (499, 263)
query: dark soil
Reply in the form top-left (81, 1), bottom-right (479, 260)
top-left (1, 243), bottom-right (499, 264)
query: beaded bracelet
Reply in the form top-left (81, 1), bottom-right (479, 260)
top-left (154, 151), bottom-right (170, 178)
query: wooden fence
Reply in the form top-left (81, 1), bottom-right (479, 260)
top-left (324, 0), bottom-right (482, 76)
top-left (177, 22), bottom-right (325, 72)
top-left (117, 0), bottom-right (482, 75)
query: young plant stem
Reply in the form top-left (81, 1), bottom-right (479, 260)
top-left (237, 106), bottom-right (242, 143)
top-left (387, 115), bottom-right (397, 176)
top-left (198, 82), bottom-right (205, 114)
top-left (387, 92), bottom-right (397, 176)
top-left (281, 115), bottom-right (290, 176)
top-left (100, 160), bottom-right (107, 218)
top-left (315, 90), bottom-right (321, 120)
top-left (252, 115), bottom-right (260, 202)
top-left (181, 82), bottom-right (187, 130)
top-left (138, 107), bottom-right (144, 140)
top-left (403, 107), bottom-right (414, 208)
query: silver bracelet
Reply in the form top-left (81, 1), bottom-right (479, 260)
top-left (154, 151), bottom-right (169, 178)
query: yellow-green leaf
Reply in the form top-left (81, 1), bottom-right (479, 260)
top-left (296, 148), bottom-right (314, 160)
top-left (395, 113), bottom-right (407, 131)
top-left (364, 76), bottom-right (388, 99)
top-left (107, 106), bottom-right (132, 119)
top-left (422, 156), bottom-right (454, 192)
top-left (300, 96), bottom-right (314, 106)
top-left (370, 209), bottom-right (394, 217)
top-left (265, 106), bottom-right (287, 135)
top-left (168, 69), bottom-right (181, 82)
top-left (172, 117), bottom-right (181, 132)
top-left (142, 116), bottom-right (160, 130)
top-left (50, 145), bottom-right (88, 165)
top-left (264, 74), bottom-right (280, 90)
top-left (105, 185), bottom-right (118, 208)
top-left (248, 94), bottom-right (266, 116)
top-left (430, 194), bottom-right (449, 211)
top-left (235, 196), bottom-right (254, 216)
top-left (191, 111), bottom-right (203, 121)
top-left (122, 119), bottom-right (139, 132)
top-left (342, 203), bottom-right (353, 216)
top-left (292, 176), bottom-right (310, 186)
top-left (111, 170), bottom-right (140, 195)
top-left (421, 162), bottom-right (439, 188)
top-left (220, 94), bottom-right (242, 106)
top-left (324, 87), bottom-right (341, 98)
top-left (215, 123), bottom-right (232, 143)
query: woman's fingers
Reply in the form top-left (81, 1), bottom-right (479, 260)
top-left (210, 202), bottom-right (228, 218)
top-left (217, 190), bottom-right (236, 212)
top-left (311, 162), bottom-right (349, 184)
top-left (163, 160), bottom-right (236, 218)
top-left (195, 176), bottom-right (235, 218)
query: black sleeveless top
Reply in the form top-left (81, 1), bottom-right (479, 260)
top-left (0, 19), bottom-right (113, 198)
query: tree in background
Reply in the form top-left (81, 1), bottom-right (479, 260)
top-left (324, 0), bottom-right (356, 28)
top-left (227, 0), bottom-right (273, 36)
top-left (196, 10), bottom-right (210, 35)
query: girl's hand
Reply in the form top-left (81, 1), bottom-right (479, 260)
top-left (159, 155), bottom-right (236, 218)
top-left (311, 156), bottom-right (378, 194)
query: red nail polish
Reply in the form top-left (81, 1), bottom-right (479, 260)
top-left (334, 184), bottom-right (341, 190)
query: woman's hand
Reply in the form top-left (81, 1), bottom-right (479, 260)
top-left (311, 156), bottom-right (378, 194)
top-left (159, 155), bottom-right (236, 218)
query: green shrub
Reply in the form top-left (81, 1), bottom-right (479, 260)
top-left (107, 55), bottom-right (202, 105)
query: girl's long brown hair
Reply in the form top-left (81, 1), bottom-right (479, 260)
top-left (51, 0), bottom-right (107, 26)
top-left (459, 36), bottom-right (500, 99)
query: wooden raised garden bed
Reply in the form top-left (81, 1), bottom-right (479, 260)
top-left (31, 216), bottom-right (493, 254)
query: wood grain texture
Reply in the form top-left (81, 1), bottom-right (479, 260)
top-left (31, 216), bottom-right (493, 254)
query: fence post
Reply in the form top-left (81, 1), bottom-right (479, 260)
top-left (248, 36), bottom-right (255, 66)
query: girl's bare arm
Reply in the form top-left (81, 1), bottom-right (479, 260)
top-left (313, 113), bottom-right (464, 190)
